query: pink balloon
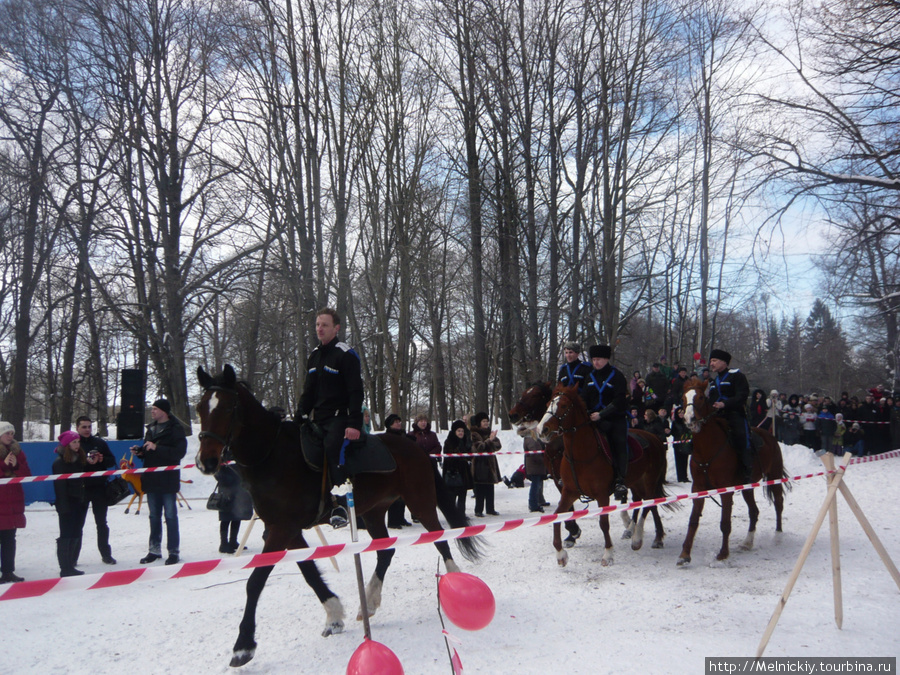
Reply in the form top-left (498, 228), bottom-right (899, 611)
top-left (346, 638), bottom-right (404, 675)
top-left (693, 351), bottom-right (702, 361)
top-left (439, 572), bottom-right (496, 631)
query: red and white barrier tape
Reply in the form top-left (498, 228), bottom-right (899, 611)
top-left (5, 451), bottom-right (898, 602)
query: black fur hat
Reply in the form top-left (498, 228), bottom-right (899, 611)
top-left (588, 344), bottom-right (611, 359)
top-left (470, 411), bottom-right (490, 428)
top-left (709, 349), bottom-right (731, 364)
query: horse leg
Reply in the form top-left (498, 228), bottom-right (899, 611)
top-left (357, 513), bottom-right (393, 621)
top-left (739, 488), bottom-right (760, 551)
top-left (649, 505), bottom-right (665, 549)
top-left (620, 510), bottom-right (635, 540)
top-left (599, 512), bottom-right (614, 567)
top-left (564, 509), bottom-right (582, 548)
top-left (716, 492), bottom-right (734, 561)
top-left (297, 559), bottom-right (344, 636)
top-left (677, 497), bottom-right (706, 566)
top-left (630, 507), bottom-right (648, 551)
top-left (553, 490), bottom-right (580, 567)
top-left (231, 564), bottom-right (274, 667)
top-left (772, 484), bottom-right (784, 532)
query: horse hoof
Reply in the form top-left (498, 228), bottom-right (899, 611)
top-left (676, 557), bottom-right (690, 567)
top-left (322, 620), bottom-right (344, 637)
top-left (230, 649), bottom-right (255, 667)
top-left (556, 550), bottom-right (568, 567)
top-left (356, 610), bottom-right (374, 622)
top-left (651, 540), bottom-right (664, 549)
top-left (600, 557), bottom-right (613, 567)
top-left (621, 530), bottom-right (633, 540)
top-left (631, 540), bottom-right (643, 552)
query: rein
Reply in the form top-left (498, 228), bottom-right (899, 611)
top-left (551, 392), bottom-right (608, 497)
top-left (683, 391), bottom-right (729, 504)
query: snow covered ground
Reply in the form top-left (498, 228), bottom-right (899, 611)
top-left (5, 432), bottom-right (899, 674)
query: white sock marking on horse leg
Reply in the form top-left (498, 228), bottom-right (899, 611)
top-left (601, 546), bottom-right (614, 567)
top-left (632, 511), bottom-right (646, 550)
top-left (444, 558), bottom-right (460, 574)
top-left (357, 573), bottom-right (382, 620)
top-left (739, 530), bottom-right (755, 551)
top-left (620, 511), bottom-right (634, 539)
top-left (322, 596), bottom-right (344, 636)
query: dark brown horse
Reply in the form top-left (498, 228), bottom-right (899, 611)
top-left (679, 377), bottom-right (788, 566)
top-left (195, 365), bottom-right (481, 667)
top-left (535, 384), bottom-right (670, 567)
top-left (509, 382), bottom-right (638, 547)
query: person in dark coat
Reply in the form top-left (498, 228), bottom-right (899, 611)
top-left (470, 412), bottom-right (502, 517)
top-left (408, 413), bottom-right (442, 466)
top-left (442, 420), bottom-right (474, 515)
top-left (75, 416), bottom-right (117, 564)
top-left (0, 421), bottom-right (30, 583)
top-left (581, 345), bottom-right (629, 502)
top-left (707, 348), bottom-right (752, 481)
top-left (384, 414), bottom-right (413, 528)
top-left (52, 430), bottom-right (90, 577)
top-left (640, 409), bottom-right (668, 443)
top-left (749, 389), bottom-right (769, 430)
top-left (214, 454), bottom-right (254, 554)
top-left (135, 399), bottom-right (187, 565)
top-left (644, 363), bottom-right (669, 409)
top-left (670, 406), bottom-right (691, 482)
top-left (523, 435), bottom-right (548, 512)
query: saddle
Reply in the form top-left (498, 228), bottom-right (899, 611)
top-left (297, 421), bottom-right (396, 486)
top-left (593, 427), bottom-right (646, 465)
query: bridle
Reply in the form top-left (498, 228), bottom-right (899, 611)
top-left (198, 384), bottom-right (278, 470)
top-left (543, 391), bottom-right (594, 436)
top-left (683, 389), bottom-right (717, 434)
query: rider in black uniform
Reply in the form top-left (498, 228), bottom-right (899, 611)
top-left (581, 345), bottom-right (629, 503)
top-left (557, 342), bottom-right (591, 389)
top-left (707, 348), bottom-right (753, 482)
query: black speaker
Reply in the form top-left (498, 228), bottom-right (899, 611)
top-left (116, 410), bottom-right (145, 440)
top-left (121, 369), bottom-right (145, 412)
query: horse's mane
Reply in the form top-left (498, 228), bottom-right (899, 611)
top-left (685, 376), bottom-right (705, 392)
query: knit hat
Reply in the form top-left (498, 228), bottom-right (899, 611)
top-left (151, 399), bottom-right (171, 414)
top-left (709, 349), bottom-right (731, 363)
top-left (563, 341), bottom-right (581, 353)
top-left (384, 413), bottom-right (402, 428)
top-left (415, 412), bottom-right (430, 423)
top-left (58, 430), bottom-right (80, 447)
top-left (0, 421), bottom-right (14, 437)
top-left (851, 422), bottom-right (861, 431)
top-left (470, 411), bottom-right (490, 428)
top-left (589, 345), bottom-right (611, 359)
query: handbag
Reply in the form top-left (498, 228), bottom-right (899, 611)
top-left (105, 477), bottom-right (132, 506)
top-left (443, 468), bottom-right (464, 488)
top-left (207, 487), bottom-right (224, 511)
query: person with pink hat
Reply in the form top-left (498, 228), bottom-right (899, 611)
top-left (52, 429), bottom-right (90, 576)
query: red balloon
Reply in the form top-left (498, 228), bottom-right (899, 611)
top-left (439, 572), bottom-right (496, 631)
top-left (693, 351), bottom-right (702, 361)
top-left (346, 638), bottom-right (404, 675)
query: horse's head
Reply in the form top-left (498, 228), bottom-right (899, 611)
top-left (535, 384), bottom-right (584, 442)
top-left (509, 382), bottom-right (553, 437)
top-left (195, 364), bottom-right (241, 475)
top-left (682, 377), bottom-right (711, 433)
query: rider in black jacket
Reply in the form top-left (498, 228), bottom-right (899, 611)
top-left (581, 345), bottom-right (629, 503)
top-left (707, 349), bottom-right (752, 482)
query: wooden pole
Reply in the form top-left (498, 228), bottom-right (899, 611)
top-left (835, 481), bottom-right (900, 589)
top-left (823, 453), bottom-right (843, 629)
top-left (756, 452), bottom-right (851, 657)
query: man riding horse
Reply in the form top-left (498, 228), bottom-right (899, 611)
top-left (295, 308), bottom-right (363, 528)
top-left (581, 344), bottom-right (629, 503)
top-left (707, 348), bottom-right (753, 482)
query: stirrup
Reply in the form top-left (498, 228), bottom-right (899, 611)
top-left (330, 505), bottom-right (349, 529)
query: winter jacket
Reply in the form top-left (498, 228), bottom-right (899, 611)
top-left (470, 426), bottom-right (502, 485)
top-left (523, 436), bottom-right (548, 476)
top-left (298, 336), bottom-right (364, 431)
top-left (708, 369), bottom-right (750, 417)
top-left (214, 463), bottom-right (254, 522)
top-left (0, 441), bottom-right (29, 530)
top-left (557, 360), bottom-right (591, 389)
top-left (138, 418), bottom-right (187, 494)
top-left (52, 452), bottom-right (88, 514)
top-left (582, 364), bottom-right (629, 420)
top-left (407, 424), bottom-right (442, 457)
top-left (80, 434), bottom-right (116, 500)
top-left (442, 428), bottom-right (474, 490)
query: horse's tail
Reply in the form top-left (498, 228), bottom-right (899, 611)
top-left (431, 462), bottom-right (486, 563)
top-left (763, 467), bottom-right (792, 503)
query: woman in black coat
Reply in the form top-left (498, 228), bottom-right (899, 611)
top-left (214, 455), bottom-right (254, 554)
top-left (52, 431), bottom-right (90, 577)
top-left (442, 420), bottom-right (475, 515)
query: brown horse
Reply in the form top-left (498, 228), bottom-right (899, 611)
top-left (510, 382), bottom-right (640, 547)
top-left (535, 384), bottom-right (670, 567)
top-left (679, 377), bottom-right (788, 566)
top-left (195, 365), bottom-right (482, 667)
